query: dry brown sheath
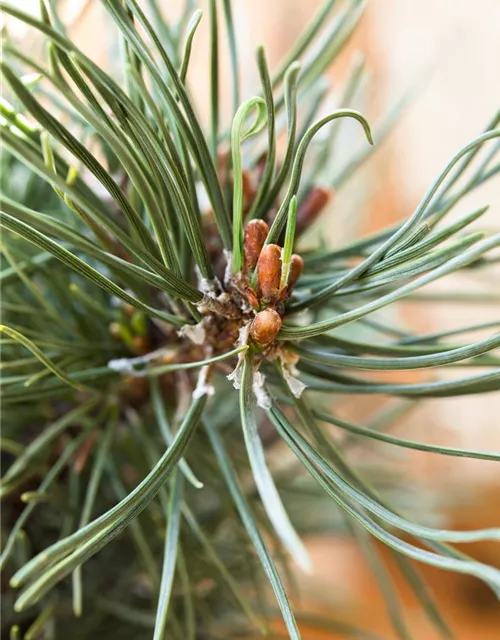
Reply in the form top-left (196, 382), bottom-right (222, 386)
top-left (257, 243), bottom-right (281, 300)
top-left (250, 309), bottom-right (282, 347)
top-left (244, 220), bottom-right (269, 271)
top-left (287, 254), bottom-right (304, 293)
top-left (296, 187), bottom-right (331, 233)
top-left (246, 287), bottom-right (260, 309)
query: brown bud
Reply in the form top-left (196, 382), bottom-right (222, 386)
top-left (257, 243), bottom-right (281, 301)
top-left (287, 254), bottom-right (304, 292)
top-left (296, 187), bottom-right (332, 233)
top-left (250, 308), bottom-right (282, 348)
top-left (132, 336), bottom-right (149, 355)
top-left (244, 219), bottom-right (269, 271)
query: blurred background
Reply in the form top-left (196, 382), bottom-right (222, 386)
top-left (4, 1), bottom-right (500, 637)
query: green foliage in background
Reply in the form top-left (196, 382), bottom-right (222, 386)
top-left (1, 1), bottom-right (500, 638)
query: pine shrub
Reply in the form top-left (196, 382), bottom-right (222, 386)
top-left (1, 1), bottom-right (500, 638)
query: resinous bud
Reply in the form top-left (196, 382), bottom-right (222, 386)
top-left (244, 219), bottom-right (269, 271)
top-left (257, 243), bottom-right (281, 301)
top-left (250, 308), bottom-right (282, 348)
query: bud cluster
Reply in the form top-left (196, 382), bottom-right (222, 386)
top-left (241, 220), bottom-right (304, 349)
top-left (199, 164), bottom-right (332, 356)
